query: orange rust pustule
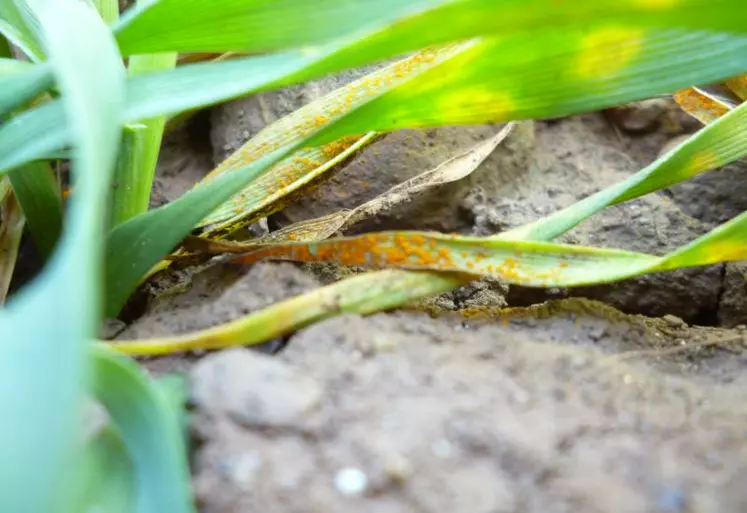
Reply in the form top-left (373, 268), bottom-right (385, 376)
top-left (230, 233), bottom-right (543, 286)
top-left (673, 88), bottom-right (729, 124)
top-left (232, 233), bottom-right (459, 270)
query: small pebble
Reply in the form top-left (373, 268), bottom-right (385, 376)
top-left (383, 454), bottom-right (413, 482)
top-left (658, 488), bottom-right (686, 512)
top-left (431, 439), bottom-right (453, 458)
top-left (373, 336), bottom-right (397, 353)
top-left (663, 314), bottom-right (686, 328)
top-left (334, 467), bottom-right (368, 496)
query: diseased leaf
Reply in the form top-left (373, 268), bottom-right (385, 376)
top-left (109, 269), bottom-right (464, 355)
top-left (113, 0), bottom-right (747, 56)
top-left (111, 210), bottom-right (747, 356)
top-left (309, 29), bottom-right (747, 143)
top-left (189, 124), bottom-right (513, 247)
top-left (200, 133), bottom-right (379, 236)
top-left (674, 87), bottom-right (731, 125)
top-left (198, 29), bottom-right (747, 233)
top-left (104, 147), bottom-right (295, 317)
top-left (198, 44), bottom-right (468, 233)
top-left (725, 74), bottom-right (747, 100)
top-left (2, 29), bottom-right (747, 177)
top-left (135, 101), bottom-right (747, 355)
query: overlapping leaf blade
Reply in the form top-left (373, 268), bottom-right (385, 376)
top-left (189, 125), bottom-right (513, 244)
top-left (100, 26), bottom-right (747, 315)
top-left (195, 28), bottom-right (747, 232)
top-left (198, 44), bottom-right (469, 232)
top-left (0, 60), bottom-right (51, 116)
top-left (0, 41), bottom-right (380, 174)
top-left (113, 211), bottom-right (747, 355)
top-left (74, 426), bottom-right (135, 513)
top-left (0, 0), bottom-right (45, 61)
top-left (113, 0), bottom-right (747, 56)
top-left (309, 30), bottom-right (747, 143)
top-left (503, 101), bottom-right (747, 241)
top-left (89, 346), bottom-right (194, 513)
top-left (2, 26), bottom-right (747, 178)
top-left (111, 269), bottom-right (465, 355)
top-left (104, 147), bottom-right (294, 316)
top-left (0, 1), bottom-right (123, 513)
top-left (8, 161), bottom-right (62, 256)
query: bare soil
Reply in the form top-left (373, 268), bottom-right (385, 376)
top-left (114, 95), bottom-right (747, 512)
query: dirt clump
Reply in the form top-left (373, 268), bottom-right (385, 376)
top-left (189, 300), bottom-right (747, 513)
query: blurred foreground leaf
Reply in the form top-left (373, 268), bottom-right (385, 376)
top-left (0, 1), bottom-right (124, 512)
top-left (113, 0), bottom-right (747, 57)
top-left (90, 345), bottom-right (194, 513)
top-left (74, 425), bottom-right (135, 513)
top-left (2, 28), bottom-right (747, 176)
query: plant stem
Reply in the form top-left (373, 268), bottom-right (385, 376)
top-left (91, 0), bottom-right (119, 24)
top-left (109, 124), bottom-right (147, 228)
top-left (119, 52), bottom-right (178, 219)
top-left (8, 162), bottom-right (63, 257)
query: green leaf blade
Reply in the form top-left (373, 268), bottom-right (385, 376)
top-left (112, 0), bottom-right (747, 56)
top-left (90, 346), bottom-right (194, 513)
top-left (0, 1), bottom-right (124, 512)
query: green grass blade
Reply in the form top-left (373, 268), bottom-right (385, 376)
top-left (0, 59), bottom-right (61, 257)
top-left (8, 161), bottom-right (62, 256)
top-left (114, 0), bottom-right (436, 55)
top-left (122, 44), bottom-right (357, 121)
top-left (90, 345), bottom-right (194, 513)
top-left (109, 269), bottom-right (464, 355)
top-left (0, 61), bottom-right (52, 116)
top-left (109, 123), bottom-right (147, 227)
top-left (124, 51), bottom-right (178, 220)
top-left (2, 28), bottom-right (747, 180)
top-left (92, 0), bottom-right (119, 24)
top-left (0, 100), bottom-right (65, 172)
top-left (0, 0), bottom-right (44, 61)
top-left (0, 1), bottom-right (123, 512)
top-left (104, 147), bottom-right (294, 316)
top-left (74, 426), bottom-right (135, 513)
top-left (199, 29), bottom-right (747, 230)
top-left (0, 43), bottom-right (362, 174)
top-left (503, 100), bottom-right (747, 241)
top-left (312, 30), bottom-right (747, 142)
top-left (112, 0), bottom-right (747, 56)
top-left (0, 33), bottom-right (10, 57)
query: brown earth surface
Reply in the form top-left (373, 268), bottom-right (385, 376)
top-left (109, 82), bottom-right (747, 513)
